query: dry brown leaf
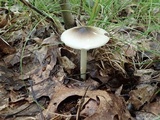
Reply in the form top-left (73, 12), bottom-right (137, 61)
top-left (66, 77), bottom-right (100, 90)
top-left (27, 79), bottom-right (57, 102)
top-left (0, 88), bottom-right (9, 111)
top-left (36, 85), bottom-right (132, 120)
top-left (115, 85), bottom-right (123, 96)
top-left (42, 33), bottom-right (60, 46)
top-left (34, 46), bottom-right (48, 65)
top-left (128, 84), bottom-right (157, 110)
top-left (9, 116), bottom-right (36, 120)
top-left (0, 37), bottom-right (16, 55)
top-left (3, 54), bottom-right (17, 66)
top-left (30, 47), bottom-right (57, 84)
top-left (9, 90), bottom-right (26, 103)
top-left (85, 94), bottom-right (132, 120)
top-left (59, 56), bottom-right (76, 73)
top-left (135, 111), bottom-right (157, 120)
top-left (0, 65), bottom-right (14, 77)
top-left (0, 8), bottom-right (10, 28)
top-left (134, 69), bottom-right (157, 83)
top-left (142, 97), bottom-right (160, 115)
top-left (0, 101), bottom-right (30, 118)
top-left (80, 98), bottom-right (100, 117)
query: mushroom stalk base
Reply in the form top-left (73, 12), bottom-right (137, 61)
top-left (80, 49), bottom-right (87, 80)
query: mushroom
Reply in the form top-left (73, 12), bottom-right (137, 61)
top-left (61, 26), bottom-right (110, 80)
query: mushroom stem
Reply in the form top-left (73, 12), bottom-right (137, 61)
top-left (80, 49), bottom-right (87, 79)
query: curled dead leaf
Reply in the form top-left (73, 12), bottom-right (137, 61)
top-left (36, 85), bottom-right (132, 120)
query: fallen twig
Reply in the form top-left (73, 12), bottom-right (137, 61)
top-left (76, 86), bottom-right (90, 120)
top-left (29, 80), bottom-right (45, 120)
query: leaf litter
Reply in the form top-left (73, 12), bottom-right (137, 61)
top-left (0, 1), bottom-right (160, 120)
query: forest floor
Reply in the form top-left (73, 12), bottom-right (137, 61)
top-left (0, 0), bottom-right (160, 120)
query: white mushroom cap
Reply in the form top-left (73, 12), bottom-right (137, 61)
top-left (61, 26), bottom-right (109, 50)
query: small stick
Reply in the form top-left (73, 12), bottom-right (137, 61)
top-left (29, 80), bottom-right (45, 120)
top-left (76, 86), bottom-right (90, 120)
